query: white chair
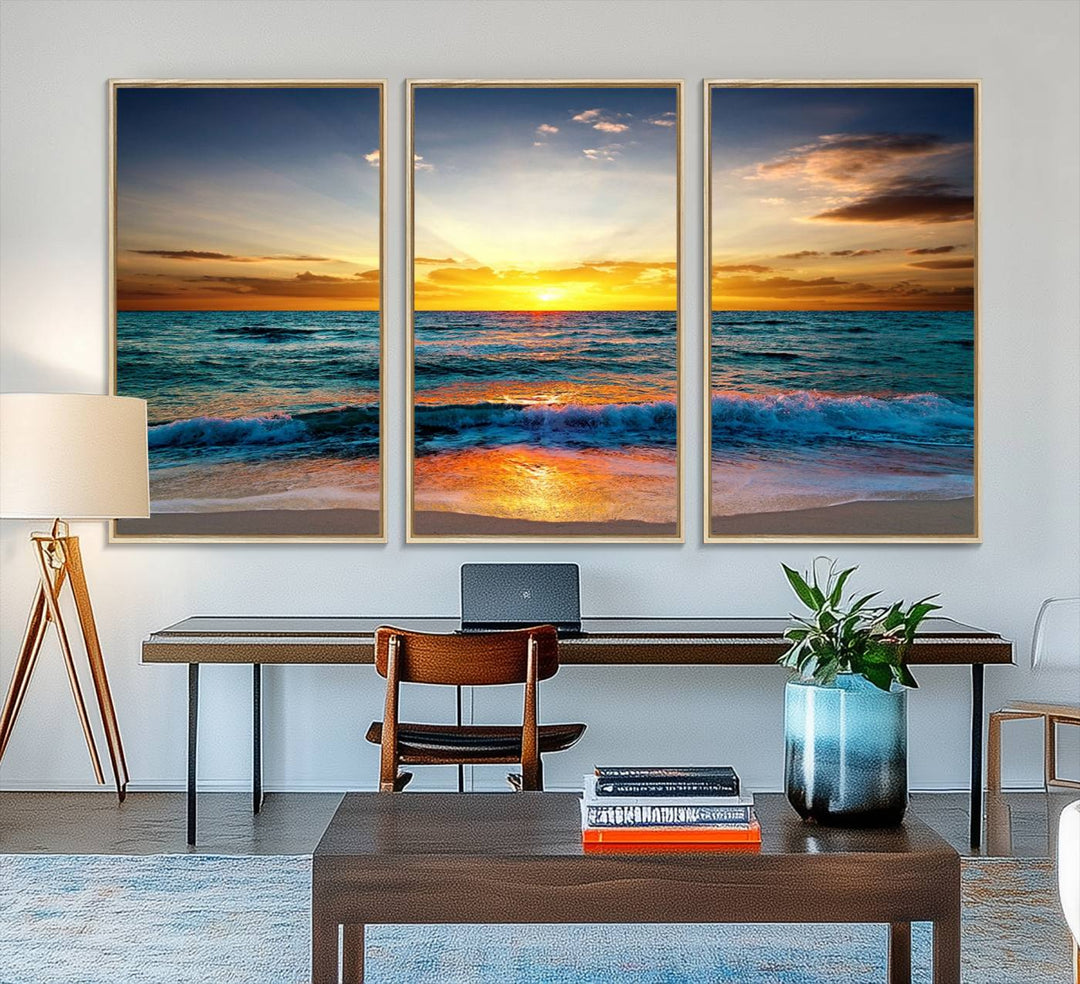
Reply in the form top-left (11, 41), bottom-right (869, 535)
top-left (1059, 799), bottom-right (1080, 983)
top-left (988, 598), bottom-right (1080, 791)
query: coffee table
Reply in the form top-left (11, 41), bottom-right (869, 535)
top-left (312, 791), bottom-right (959, 983)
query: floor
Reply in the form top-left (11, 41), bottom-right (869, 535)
top-left (0, 788), bottom-right (1074, 857)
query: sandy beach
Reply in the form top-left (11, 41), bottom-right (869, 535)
top-left (710, 497), bottom-right (975, 538)
top-left (412, 510), bottom-right (679, 539)
top-left (114, 509), bottom-right (381, 538)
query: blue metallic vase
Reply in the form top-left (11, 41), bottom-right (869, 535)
top-left (784, 673), bottom-right (908, 826)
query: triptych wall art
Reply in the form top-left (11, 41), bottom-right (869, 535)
top-left (109, 79), bottom-right (978, 544)
top-left (111, 81), bottom-right (385, 541)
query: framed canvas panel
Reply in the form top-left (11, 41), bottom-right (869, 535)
top-left (704, 81), bottom-right (979, 542)
top-left (110, 80), bottom-right (385, 542)
top-left (407, 80), bottom-right (683, 543)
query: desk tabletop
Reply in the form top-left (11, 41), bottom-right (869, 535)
top-left (142, 615), bottom-right (1012, 666)
top-left (314, 791), bottom-right (954, 862)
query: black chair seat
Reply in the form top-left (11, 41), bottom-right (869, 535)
top-left (365, 721), bottom-right (586, 760)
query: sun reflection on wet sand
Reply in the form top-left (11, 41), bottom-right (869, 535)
top-left (414, 445), bottom-right (677, 525)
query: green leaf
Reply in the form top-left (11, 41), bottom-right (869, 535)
top-left (829, 566), bottom-right (856, 607)
top-left (895, 663), bottom-right (919, 689)
top-left (849, 591), bottom-right (880, 613)
top-left (863, 663), bottom-right (894, 692)
top-left (782, 564), bottom-right (818, 610)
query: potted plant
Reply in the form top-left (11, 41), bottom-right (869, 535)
top-left (779, 558), bottom-right (940, 827)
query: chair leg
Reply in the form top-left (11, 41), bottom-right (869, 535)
top-left (986, 712), bottom-right (1003, 791)
top-left (1045, 716), bottom-right (1056, 792)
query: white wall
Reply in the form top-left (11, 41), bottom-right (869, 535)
top-left (1, 0), bottom-right (1077, 795)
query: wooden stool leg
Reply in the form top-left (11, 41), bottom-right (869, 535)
top-left (342, 924), bottom-right (364, 983)
top-left (888, 922), bottom-right (911, 984)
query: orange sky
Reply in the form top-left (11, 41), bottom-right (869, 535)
top-left (413, 259), bottom-right (676, 311)
top-left (710, 86), bottom-right (976, 311)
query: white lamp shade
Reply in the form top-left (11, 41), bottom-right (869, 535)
top-left (1031, 597), bottom-right (1080, 672)
top-left (0, 393), bottom-right (150, 520)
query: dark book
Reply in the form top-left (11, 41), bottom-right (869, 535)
top-left (593, 766), bottom-right (739, 798)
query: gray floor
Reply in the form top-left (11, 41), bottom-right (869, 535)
top-left (0, 788), bottom-right (1073, 857)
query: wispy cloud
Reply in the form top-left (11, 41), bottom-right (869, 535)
top-left (751, 132), bottom-right (963, 189)
top-left (364, 149), bottom-right (380, 167)
top-left (572, 108), bottom-right (630, 134)
top-left (776, 250), bottom-right (822, 260)
top-left (414, 154), bottom-right (434, 172)
top-left (646, 111), bottom-right (677, 128)
top-left (415, 256), bottom-right (458, 265)
top-left (906, 244), bottom-right (957, 254)
top-left (830, 249), bottom-right (888, 257)
top-left (714, 263), bottom-right (773, 273)
top-left (583, 144), bottom-right (622, 163)
top-left (536, 123), bottom-right (559, 135)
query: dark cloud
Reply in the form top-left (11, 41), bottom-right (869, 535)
top-left (181, 270), bottom-right (379, 299)
top-left (812, 178), bottom-right (974, 224)
top-left (906, 245), bottom-right (957, 254)
top-left (130, 249), bottom-right (248, 261)
top-left (908, 257), bottom-right (975, 270)
top-left (777, 250), bottom-right (822, 259)
top-left (830, 249), bottom-right (888, 257)
top-left (129, 249), bottom-right (332, 263)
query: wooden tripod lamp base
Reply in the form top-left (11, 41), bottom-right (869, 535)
top-left (0, 520), bottom-right (130, 800)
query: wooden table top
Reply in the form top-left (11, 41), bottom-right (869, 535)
top-left (314, 791), bottom-right (955, 862)
top-left (142, 615), bottom-right (1013, 666)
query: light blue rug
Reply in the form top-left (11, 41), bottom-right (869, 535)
top-left (0, 854), bottom-right (1071, 983)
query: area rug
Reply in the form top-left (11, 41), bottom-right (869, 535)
top-left (0, 854), bottom-right (1070, 983)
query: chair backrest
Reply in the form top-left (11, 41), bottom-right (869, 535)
top-left (1031, 597), bottom-right (1080, 671)
top-left (374, 625), bottom-right (560, 686)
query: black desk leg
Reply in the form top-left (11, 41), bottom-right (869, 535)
top-left (187, 663), bottom-right (199, 847)
top-left (456, 684), bottom-right (465, 793)
top-left (969, 663), bottom-right (984, 848)
top-left (253, 663), bottom-right (263, 814)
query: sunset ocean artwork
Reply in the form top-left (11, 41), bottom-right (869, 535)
top-left (409, 84), bottom-right (681, 540)
top-left (112, 84), bottom-right (383, 539)
top-left (707, 84), bottom-right (977, 540)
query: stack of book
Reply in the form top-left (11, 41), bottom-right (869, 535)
top-left (581, 766), bottom-right (760, 848)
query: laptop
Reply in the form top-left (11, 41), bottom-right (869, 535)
top-left (460, 563), bottom-right (582, 637)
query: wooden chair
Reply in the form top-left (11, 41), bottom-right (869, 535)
top-left (988, 598), bottom-right (1080, 793)
top-left (365, 625), bottom-right (586, 792)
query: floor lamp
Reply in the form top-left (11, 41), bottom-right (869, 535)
top-left (0, 393), bottom-right (149, 800)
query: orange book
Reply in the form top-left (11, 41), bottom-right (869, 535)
top-left (582, 818), bottom-right (761, 846)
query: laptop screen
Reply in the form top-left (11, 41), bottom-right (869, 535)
top-left (460, 563), bottom-right (581, 630)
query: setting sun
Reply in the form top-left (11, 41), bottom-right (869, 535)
top-left (536, 288), bottom-right (563, 304)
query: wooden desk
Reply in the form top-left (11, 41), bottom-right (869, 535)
top-left (141, 616), bottom-right (1012, 846)
top-left (311, 791), bottom-right (961, 984)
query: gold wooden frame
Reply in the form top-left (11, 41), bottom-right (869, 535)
top-left (405, 79), bottom-right (684, 543)
top-left (703, 80), bottom-right (981, 544)
top-left (107, 79), bottom-right (387, 543)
